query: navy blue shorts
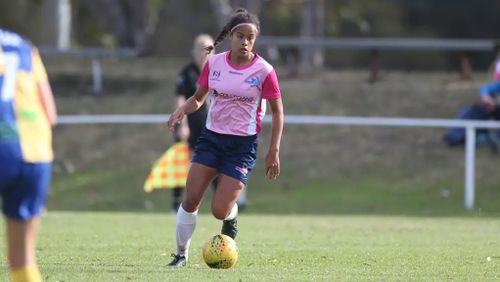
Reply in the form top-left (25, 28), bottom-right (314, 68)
top-left (192, 128), bottom-right (258, 185)
top-left (0, 160), bottom-right (52, 220)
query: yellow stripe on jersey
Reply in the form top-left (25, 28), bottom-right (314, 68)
top-left (14, 48), bottom-right (53, 162)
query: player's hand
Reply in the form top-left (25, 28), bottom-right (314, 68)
top-left (167, 108), bottom-right (185, 131)
top-left (265, 149), bottom-right (280, 180)
top-left (480, 96), bottom-right (496, 113)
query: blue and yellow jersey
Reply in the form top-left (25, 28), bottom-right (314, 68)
top-left (0, 29), bottom-right (53, 163)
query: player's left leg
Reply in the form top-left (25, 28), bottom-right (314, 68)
top-left (211, 175), bottom-right (244, 240)
top-left (6, 218), bottom-right (42, 282)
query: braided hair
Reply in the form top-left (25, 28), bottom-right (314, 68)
top-left (206, 8), bottom-right (260, 53)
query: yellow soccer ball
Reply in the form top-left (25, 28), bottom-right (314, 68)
top-left (202, 234), bottom-right (238, 269)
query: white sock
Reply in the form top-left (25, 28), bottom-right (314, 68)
top-left (175, 205), bottom-right (198, 259)
top-left (236, 188), bottom-right (247, 206)
top-left (224, 203), bottom-right (238, 221)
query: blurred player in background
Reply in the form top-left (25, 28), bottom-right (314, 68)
top-left (0, 28), bottom-right (57, 282)
top-left (173, 34), bottom-right (248, 211)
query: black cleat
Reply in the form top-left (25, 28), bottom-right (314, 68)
top-left (167, 253), bottom-right (187, 268)
top-left (221, 218), bottom-right (238, 240)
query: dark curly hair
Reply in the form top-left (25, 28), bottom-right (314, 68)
top-left (206, 8), bottom-right (260, 53)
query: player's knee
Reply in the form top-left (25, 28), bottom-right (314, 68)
top-left (182, 197), bottom-right (199, 213)
top-left (211, 206), bottom-right (228, 220)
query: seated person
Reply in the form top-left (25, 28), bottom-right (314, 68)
top-left (444, 79), bottom-right (500, 147)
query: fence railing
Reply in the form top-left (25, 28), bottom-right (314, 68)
top-left (257, 36), bottom-right (498, 51)
top-left (39, 48), bottom-right (138, 94)
top-left (39, 38), bottom-right (499, 93)
top-left (57, 114), bottom-right (500, 211)
top-left (257, 36), bottom-right (499, 80)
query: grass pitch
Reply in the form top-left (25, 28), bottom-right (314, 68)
top-left (0, 212), bottom-right (498, 281)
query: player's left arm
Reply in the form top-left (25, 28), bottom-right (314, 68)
top-left (33, 48), bottom-right (57, 126)
top-left (266, 98), bottom-right (284, 180)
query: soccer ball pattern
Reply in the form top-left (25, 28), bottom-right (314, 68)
top-left (202, 234), bottom-right (238, 269)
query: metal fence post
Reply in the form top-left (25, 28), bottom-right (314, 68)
top-left (465, 125), bottom-right (476, 210)
top-left (92, 58), bottom-right (102, 95)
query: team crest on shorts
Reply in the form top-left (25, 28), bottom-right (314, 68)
top-left (235, 166), bottom-right (248, 176)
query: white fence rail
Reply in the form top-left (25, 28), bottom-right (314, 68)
top-left (58, 114), bottom-right (500, 211)
top-left (257, 36), bottom-right (498, 51)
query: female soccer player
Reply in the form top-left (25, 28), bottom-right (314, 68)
top-left (166, 8), bottom-right (284, 267)
top-left (0, 28), bottom-right (57, 282)
top-left (172, 34), bottom-right (250, 212)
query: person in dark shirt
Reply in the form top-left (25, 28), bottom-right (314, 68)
top-left (175, 34), bottom-right (214, 150)
top-left (169, 34), bottom-right (214, 212)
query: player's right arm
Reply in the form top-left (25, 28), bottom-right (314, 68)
top-left (168, 86), bottom-right (209, 130)
top-left (168, 59), bottom-right (211, 130)
top-left (175, 95), bottom-right (190, 138)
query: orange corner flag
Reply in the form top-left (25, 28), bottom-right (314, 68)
top-left (144, 142), bottom-right (189, 192)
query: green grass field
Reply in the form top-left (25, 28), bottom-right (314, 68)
top-left (8, 62), bottom-right (498, 281)
top-left (0, 212), bottom-right (499, 281)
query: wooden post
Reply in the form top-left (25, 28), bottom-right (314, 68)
top-left (369, 49), bottom-right (380, 83)
top-left (460, 52), bottom-right (472, 80)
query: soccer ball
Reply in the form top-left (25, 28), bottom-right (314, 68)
top-left (202, 234), bottom-right (238, 269)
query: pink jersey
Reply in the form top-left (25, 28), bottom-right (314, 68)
top-left (198, 51), bottom-right (281, 136)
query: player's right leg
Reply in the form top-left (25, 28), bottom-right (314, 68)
top-left (1, 161), bottom-right (51, 282)
top-left (168, 163), bottom-right (217, 267)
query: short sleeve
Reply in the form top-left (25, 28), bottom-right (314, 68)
top-left (261, 69), bottom-right (281, 100)
top-left (31, 48), bottom-right (48, 83)
top-left (197, 61), bottom-right (209, 89)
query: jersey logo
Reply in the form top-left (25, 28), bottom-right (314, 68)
top-left (229, 70), bottom-right (243, 75)
top-left (210, 70), bottom-right (221, 82)
top-left (245, 77), bottom-right (260, 87)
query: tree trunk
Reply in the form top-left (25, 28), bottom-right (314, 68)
top-left (233, 0), bottom-right (261, 14)
top-left (209, 0), bottom-right (232, 30)
top-left (300, 0), bottom-right (324, 73)
top-left (41, 0), bottom-right (71, 49)
top-left (84, 0), bottom-right (149, 48)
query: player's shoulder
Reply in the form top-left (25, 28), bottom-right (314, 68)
top-left (213, 50), bottom-right (229, 59)
top-left (209, 51), bottom-right (229, 65)
top-left (0, 29), bottom-right (30, 49)
top-left (254, 53), bottom-right (274, 73)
